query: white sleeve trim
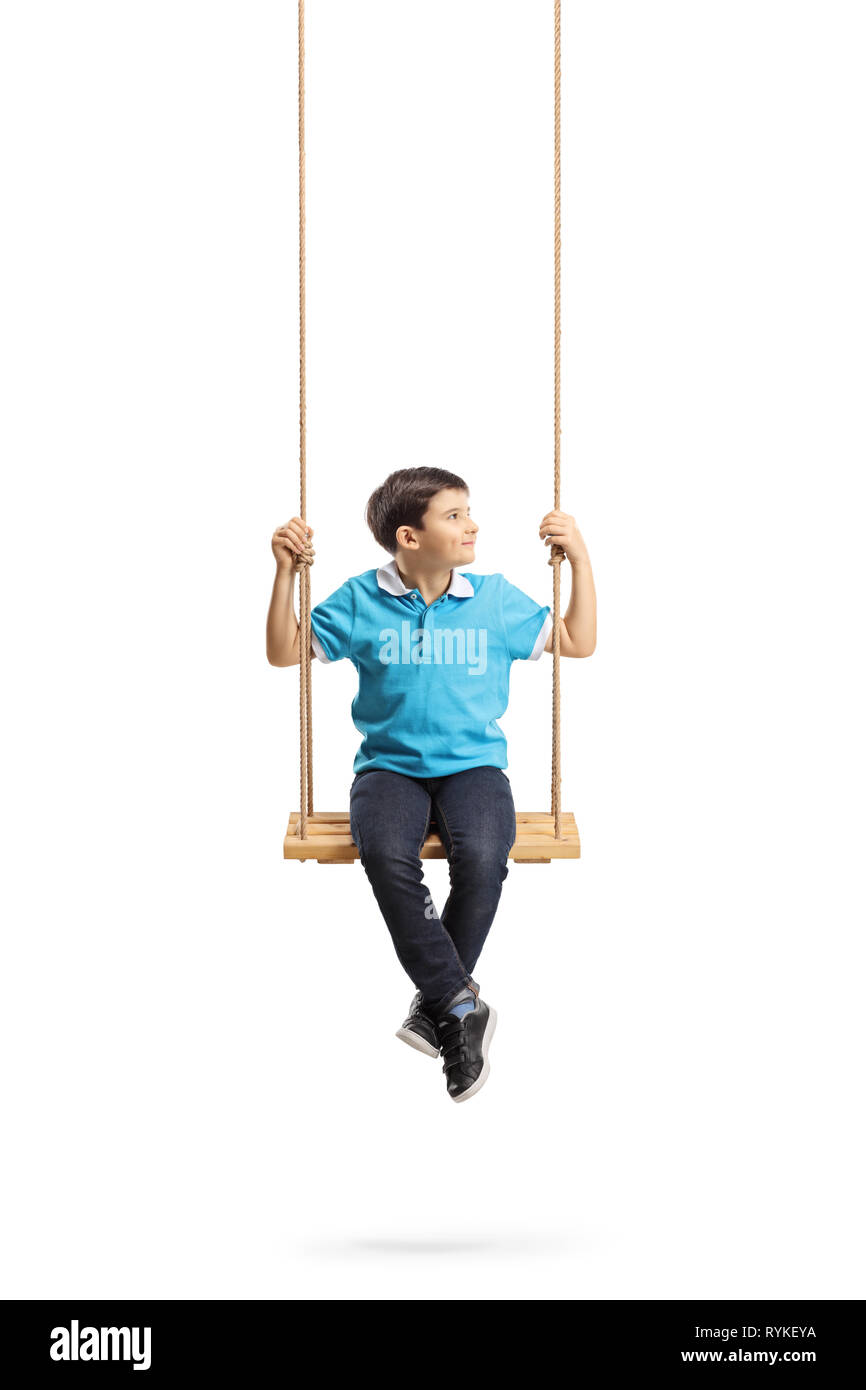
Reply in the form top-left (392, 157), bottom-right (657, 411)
top-left (529, 611), bottom-right (554, 661)
top-left (310, 627), bottom-right (331, 664)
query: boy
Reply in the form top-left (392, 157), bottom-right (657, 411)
top-left (267, 467), bottom-right (597, 1102)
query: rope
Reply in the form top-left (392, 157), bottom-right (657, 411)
top-left (293, 0), bottom-right (565, 843)
top-left (296, 0), bottom-right (315, 839)
top-left (549, 0), bottom-right (566, 838)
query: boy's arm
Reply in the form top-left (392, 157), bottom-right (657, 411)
top-left (543, 554), bottom-right (597, 658)
top-left (266, 567), bottom-right (315, 667)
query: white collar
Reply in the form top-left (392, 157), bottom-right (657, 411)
top-left (376, 557), bottom-right (475, 599)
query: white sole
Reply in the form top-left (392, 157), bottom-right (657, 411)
top-left (395, 1026), bottom-right (439, 1058)
top-left (451, 1006), bottom-right (497, 1103)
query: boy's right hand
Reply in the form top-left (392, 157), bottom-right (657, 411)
top-left (272, 517), bottom-right (315, 572)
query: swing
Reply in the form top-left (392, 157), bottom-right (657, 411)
top-left (284, 1), bottom-right (581, 866)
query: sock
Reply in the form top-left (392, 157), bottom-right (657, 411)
top-left (446, 997), bottom-right (477, 1020)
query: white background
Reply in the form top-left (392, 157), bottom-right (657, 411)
top-left (2, 0), bottom-right (863, 1299)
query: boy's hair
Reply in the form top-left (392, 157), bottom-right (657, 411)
top-left (365, 467), bottom-right (469, 556)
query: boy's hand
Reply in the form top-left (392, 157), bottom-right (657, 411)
top-left (539, 509), bottom-right (589, 565)
top-left (272, 517), bottom-right (315, 572)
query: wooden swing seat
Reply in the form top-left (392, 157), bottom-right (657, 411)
top-left (285, 5), bottom-right (582, 870)
top-left (284, 810), bottom-right (581, 864)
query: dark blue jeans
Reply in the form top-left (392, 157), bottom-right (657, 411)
top-left (349, 765), bottom-right (518, 1015)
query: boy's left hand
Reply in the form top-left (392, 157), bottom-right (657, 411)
top-left (538, 509), bottom-right (589, 565)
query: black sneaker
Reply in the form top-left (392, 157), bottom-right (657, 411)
top-left (435, 984), bottom-right (497, 1103)
top-left (395, 990), bottom-right (440, 1058)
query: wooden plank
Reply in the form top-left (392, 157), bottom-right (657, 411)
top-left (286, 813), bottom-right (576, 825)
top-left (286, 812), bottom-right (574, 825)
top-left (286, 822), bottom-right (583, 834)
top-left (284, 809), bottom-right (580, 862)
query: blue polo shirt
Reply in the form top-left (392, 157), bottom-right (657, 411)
top-left (309, 559), bottom-right (553, 778)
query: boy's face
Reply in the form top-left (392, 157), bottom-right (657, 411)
top-left (406, 488), bottom-right (478, 566)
